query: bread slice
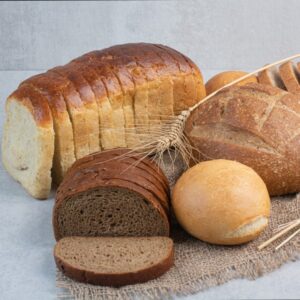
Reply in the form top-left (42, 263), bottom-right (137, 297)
top-left (50, 65), bottom-right (101, 154)
top-left (2, 85), bottom-right (54, 198)
top-left (68, 62), bottom-right (115, 150)
top-left (20, 74), bottom-right (76, 184)
top-left (279, 61), bottom-right (300, 94)
top-left (65, 148), bottom-right (169, 194)
top-left (257, 66), bottom-right (286, 90)
top-left (54, 236), bottom-right (174, 286)
top-left (155, 45), bottom-right (199, 113)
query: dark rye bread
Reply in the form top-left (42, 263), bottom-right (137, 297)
top-left (60, 160), bottom-right (170, 214)
top-left (54, 236), bottom-right (174, 286)
top-left (53, 149), bottom-right (170, 240)
top-left (185, 83), bottom-right (300, 196)
top-left (66, 148), bottom-right (169, 193)
top-left (62, 149), bottom-right (170, 212)
top-left (54, 179), bottom-right (169, 240)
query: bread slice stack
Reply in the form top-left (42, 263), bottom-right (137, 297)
top-left (53, 149), bottom-right (173, 285)
top-left (258, 60), bottom-right (300, 94)
top-left (53, 148), bottom-right (170, 240)
top-left (2, 43), bottom-right (205, 199)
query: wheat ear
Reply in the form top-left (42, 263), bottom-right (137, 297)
top-left (131, 53), bottom-right (300, 164)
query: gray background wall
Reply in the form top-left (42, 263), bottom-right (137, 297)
top-left (1, 0), bottom-right (300, 73)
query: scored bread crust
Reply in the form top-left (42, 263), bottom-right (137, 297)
top-left (185, 82), bottom-right (300, 196)
top-left (54, 237), bottom-right (174, 286)
top-left (54, 177), bottom-right (170, 240)
top-left (2, 85), bottom-right (54, 198)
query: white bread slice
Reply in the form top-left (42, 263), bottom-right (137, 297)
top-left (2, 86), bottom-right (54, 198)
top-left (20, 74), bottom-right (77, 183)
top-left (50, 66), bottom-right (100, 154)
top-left (54, 236), bottom-right (174, 286)
top-left (44, 70), bottom-right (90, 159)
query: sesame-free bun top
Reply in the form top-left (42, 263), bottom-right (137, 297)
top-left (205, 71), bottom-right (257, 95)
top-left (172, 159), bottom-right (270, 245)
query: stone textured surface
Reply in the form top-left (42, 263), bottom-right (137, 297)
top-left (1, 1), bottom-right (300, 71)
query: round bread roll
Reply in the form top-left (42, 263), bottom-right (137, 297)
top-left (205, 71), bottom-right (257, 95)
top-left (172, 160), bottom-right (270, 245)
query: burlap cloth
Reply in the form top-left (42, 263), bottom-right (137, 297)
top-left (56, 152), bottom-right (300, 299)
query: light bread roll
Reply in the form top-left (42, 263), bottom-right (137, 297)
top-left (172, 159), bottom-right (270, 245)
top-left (205, 71), bottom-right (257, 95)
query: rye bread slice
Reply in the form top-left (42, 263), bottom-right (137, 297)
top-left (54, 236), bottom-right (174, 286)
top-left (61, 160), bottom-right (170, 213)
top-left (66, 148), bottom-right (169, 194)
top-left (54, 177), bottom-right (170, 240)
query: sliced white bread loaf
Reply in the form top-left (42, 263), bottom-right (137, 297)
top-left (3, 43), bottom-right (205, 198)
top-left (54, 236), bottom-right (174, 286)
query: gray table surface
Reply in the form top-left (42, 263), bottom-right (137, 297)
top-left (0, 70), bottom-right (299, 300)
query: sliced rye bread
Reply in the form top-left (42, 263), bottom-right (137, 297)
top-left (66, 148), bottom-right (169, 193)
top-left (54, 236), bottom-right (174, 286)
top-left (53, 177), bottom-right (170, 240)
top-left (279, 61), bottom-right (300, 94)
top-left (61, 160), bottom-right (170, 214)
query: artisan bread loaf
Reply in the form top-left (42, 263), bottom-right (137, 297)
top-left (172, 160), bottom-right (270, 245)
top-left (185, 83), bottom-right (300, 196)
top-left (53, 149), bottom-right (170, 240)
top-left (2, 43), bottom-right (204, 199)
top-left (205, 71), bottom-right (257, 95)
top-left (54, 236), bottom-right (174, 286)
top-left (1, 85), bottom-right (54, 199)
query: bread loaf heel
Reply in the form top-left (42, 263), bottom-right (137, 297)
top-left (2, 86), bottom-right (54, 198)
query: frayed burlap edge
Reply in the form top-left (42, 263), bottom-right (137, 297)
top-left (55, 153), bottom-right (300, 300)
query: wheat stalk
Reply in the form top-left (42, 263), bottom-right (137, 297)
top-left (258, 218), bottom-right (300, 250)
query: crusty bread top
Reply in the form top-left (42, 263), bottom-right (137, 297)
top-left (8, 85), bottom-right (53, 128)
top-left (172, 159), bottom-right (270, 245)
top-left (184, 82), bottom-right (300, 195)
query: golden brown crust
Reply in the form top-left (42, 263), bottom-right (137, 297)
top-left (206, 71), bottom-right (257, 95)
top-left (8, 85), bottom-right (53, 128)
top-left (185, 83), bottom-right (300, 196)
top-left (279, 61), bottom-right (300, 94)
top-left (54, 237), bottom-right (174, 286)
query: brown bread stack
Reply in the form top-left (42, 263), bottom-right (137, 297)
top-left (53, 148), bottom-right (170, 240)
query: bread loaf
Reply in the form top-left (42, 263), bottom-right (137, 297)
top-left (185, 83), bottom-right (300, 196)
top-left (54, 236), bottom-right (174, 286)
top-left (53, 149), bottom-right (170, 240)
top-left (2, 43), bottom-right (205, 199)
top-left (172, 160), bottom-right (270, 245)
top-left (205, 71), bottom-right (257, 95)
